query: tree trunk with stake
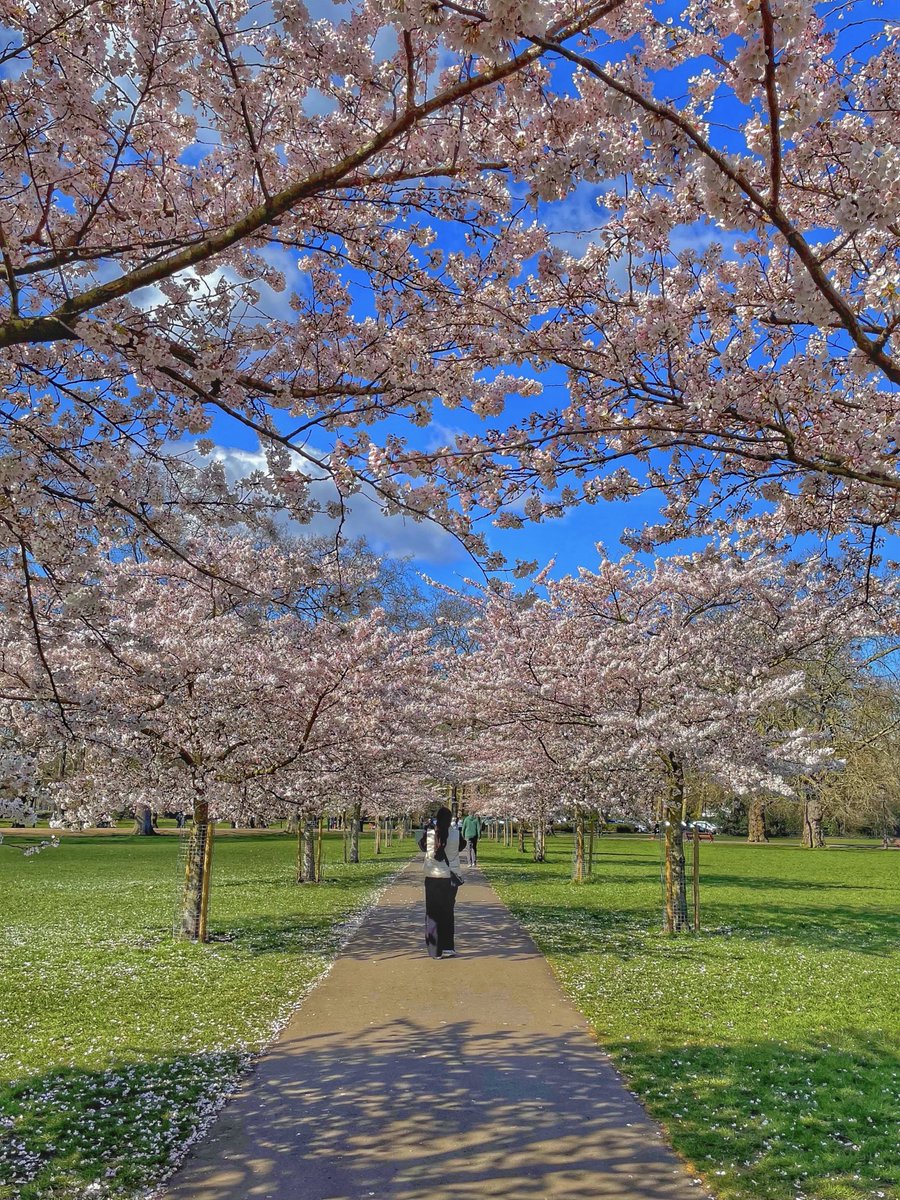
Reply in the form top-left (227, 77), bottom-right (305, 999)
top-left (297, 815), bottom-right (318, 883)
top-left (663, 756), bottom-right (689, 933)
top-left (179, 797), bottom-right (214, 942)
top-left (533, 817), bottom-right (546, 863)
top-left (573, 810), bottom-right (586, 881)
top-left (348, 802), bottom-right (362, 864)
top-left (802, 789), bottom-right (826, 848)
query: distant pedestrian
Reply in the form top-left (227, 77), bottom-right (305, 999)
top-left (460, 812), bottom-right (482, 866)
top-left (418, 806), bottom-right (466, 959)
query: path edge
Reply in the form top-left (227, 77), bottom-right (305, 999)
top-left (144, 856), bottom-right (416, 1200)
top-left (478, 863), bottom-right (716, 1200)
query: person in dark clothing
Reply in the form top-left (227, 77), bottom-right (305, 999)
top-left (419, 806), bottom-right (466, 958)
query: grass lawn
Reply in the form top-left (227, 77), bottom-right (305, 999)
top-left (0, 830), bottom-right (413, 1199)
top-left (480, 835), bottom-right (900, 1200)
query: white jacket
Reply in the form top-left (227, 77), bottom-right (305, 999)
top-left (423, 826), bottom-right (462, 879)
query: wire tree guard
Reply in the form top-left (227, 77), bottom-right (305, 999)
top-left (175, 818), bottom-right (215, 942)
top-left (657, 820), bottom-right (700, 934)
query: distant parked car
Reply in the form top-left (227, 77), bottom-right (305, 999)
top-left (691, 820), bottom-right (720, 840)
top-left (603, 818), bottom-right (648, 833)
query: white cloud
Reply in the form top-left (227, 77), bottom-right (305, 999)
top-left (176, 441), bottom-right (465, 565)
top-left (130, 250), bottom-right (311, 328)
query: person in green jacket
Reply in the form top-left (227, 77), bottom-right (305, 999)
top-left (460, 813), bottom-right (482, 866)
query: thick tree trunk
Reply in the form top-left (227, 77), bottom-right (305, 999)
top-left (518, 821), bottom-right (526, 853)
top-left (802, 792), bottom-right (826, 848)
top-left (663, 758), bottom-right (689, 933)
top-left (286, 808), bottom-right (300, 835)
top-left (133, 803), bottom-right (157, 836)
top-left (573, 810), bottom-right (586, 881)
top-left (348, 802), bottom-right (361, 864)
top-left (748, 797), bottom-right (768, 843)
top-left (450, 784), bottom-right (459, 821)
top-left (179, 799), bottom-right (214, 942)
top-left (374, 816), bottom-right (382, 855)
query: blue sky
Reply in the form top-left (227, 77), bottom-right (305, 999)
top-left (189, 166), bottom-right (697, 585)
top-left (158, 0), bottom-right (894, 587)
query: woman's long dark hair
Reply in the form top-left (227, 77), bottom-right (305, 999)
top-left (434, 806), bottom-right (452, 862)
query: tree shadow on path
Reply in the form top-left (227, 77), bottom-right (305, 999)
top-left (164, 868), bottom-right (709, 1200)
top-left (165, 1019), bottom-right (709, 1200)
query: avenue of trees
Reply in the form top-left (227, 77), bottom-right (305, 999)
top-left (2, 529), bottom-right (898, 937)
top-left (1, 0), bottom-right (898, 935)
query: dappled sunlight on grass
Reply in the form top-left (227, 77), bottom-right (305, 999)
top-left (0, 832), bottom-right (414, 1199)
top-left (481, 836), bottom-right (900, 1200)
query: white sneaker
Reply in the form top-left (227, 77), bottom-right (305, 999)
top-left (443, 949), bottom-right (457, 958)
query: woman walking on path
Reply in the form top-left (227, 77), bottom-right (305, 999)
top-left (419, 806), bottom-right (466, 959)
top-left (460, 812), bottom-right (482, 865)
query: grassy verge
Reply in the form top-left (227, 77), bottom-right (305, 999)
top-left (479, 835), bottom-right (900, 1200)
top-left (0, 831), bottom-right (413, 1199)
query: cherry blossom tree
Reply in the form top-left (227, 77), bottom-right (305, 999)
top-left (0, 0), bottom-right (617, 611)
top-left (0, 724), bottom-right (42, 840)
top-left (453, 539), bottom-right (880, 926)
top-left (252, 622), bottom-right (434, 880)
top-left (446, 584), bottom-right (626, 867)
top-left (3, 0), bottom-right (895, 617)
top-left (0, 533), bottom-right (435, 935)
top-left (368, 4), bottom-right (900, 548)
